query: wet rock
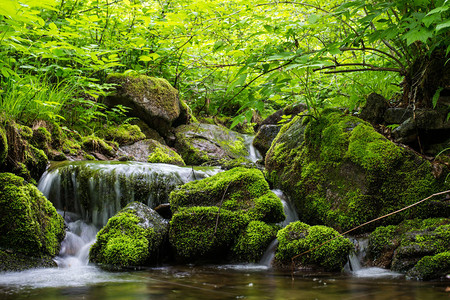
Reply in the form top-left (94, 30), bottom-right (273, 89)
top-left (174, 123), bottom-right (249, 165)
top-left (105, 73), bottom-right (181, 137)
top-left (359, 93), bottom-right (388, 124)
top-left (265, 110), bottom-right (449, 232)
top-left (384, 108), bottom-right (413, 124)
top-left (253, 125), bottom-right (280, 157)
top-left (0, 173), bottom-right (65, 269)
top-left (89, 202), bottom-right (169, 267)
top-left (260, 103), bottom-right (307, 126)
top-left (120, 139), bottom-right (185, 166)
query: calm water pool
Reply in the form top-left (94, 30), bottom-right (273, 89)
top-left (1, 264), bottom-right (448, 300)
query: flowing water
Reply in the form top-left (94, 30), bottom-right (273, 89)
top-left (1, 160), bottom-right (448, 299)
top-left (243, 134), bottom-right (263, 163)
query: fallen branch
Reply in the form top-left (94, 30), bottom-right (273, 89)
top-left (290, 190), bottom-right (450, 277)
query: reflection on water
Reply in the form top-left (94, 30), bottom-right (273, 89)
top-left (0, 265), bottom-right (448, 300)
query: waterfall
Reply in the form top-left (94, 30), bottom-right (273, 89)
top-left (259, 239), bottom-right (279, 267)
top-left (38, 161), bottom-right (221, 227)
top-left (272, 189), bottom-right (299, 228)
top-left (53, 211), bottom-right (98, 267)
top-left (243, 134), bottom-right (262, 163)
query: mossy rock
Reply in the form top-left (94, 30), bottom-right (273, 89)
top-left (0, 249), bottom-right (57, 272)
top-left (170, 167), bottom-right (285, 223)
top-left (89, 202), bottom-right (169, 267)
top-left (101, 123), bottom-right (146, 146)
top-left (367, 218), bottom-right (449, 276)
top-left (105, 73), bottom-right (180, 137)
top-left (253, 124), bottom-right (280, 157)
top-left (265, 110), bottom-right (450, 232)
top-left (169, 206), bottom-right (250, 261)
top-left (0, 126), bottom-right (7, 165)
top-left (406, 251), bottom-right (450, 280)
top-left (0, 173), bottom-right (65, 261)
top-left (173, 123), bottom-right (249, 166)
top-left (147, 140), bottom-right (185, 166)
top-left (81, 135), bottom-right (116, 157)
top-left (32, 126), bottom-right (52, 154)
top-left (232, 221), bottom-right (278, 262)
top-left (275, 221), bottom-right (353, 271)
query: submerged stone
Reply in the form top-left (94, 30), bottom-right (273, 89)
top-left (265, 110), bottom-right (449, 232)
top-left (275, 221), bottom-right (353, 271)
top-left (174, 123), bottom-right (249, 165)
top-left (89, 202), bottom-right (169, 267)
top-left (0, 173), bottom-right (65, 270)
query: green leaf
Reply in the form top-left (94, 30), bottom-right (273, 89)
top-left (436, 20), bottom-right (450, 32)
top-left (403, 27), bottom-right (433, 45)
top-left (432, 87), bottom-right (443, 108)
top-left (426, 5), bottom-right (450, 16)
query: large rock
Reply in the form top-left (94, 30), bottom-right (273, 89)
top-left (169, 167), bottom-right (285, 262)
top-left (359, 93), bottom-right (388, 124)
top-left (0, 173), bottom-right (65, 270)
top-left (0, 126), bottom-right (7, 165)
top-left (120, 139), bottom-right (185, 166)
top-left (253, 125), bottom-right (280, 157)
top-left (89, 202), bottom-right (169, 267)
top-left (367, 218), bottom-right (449, 280)
top-left (105, 74), bottom-right (181, 137)
top-left (275, 221), bottom-right (353, 271)
top-left (265, 110), bottom-right (449, 232)
top-left (174, 123), bottom-right (249, 165)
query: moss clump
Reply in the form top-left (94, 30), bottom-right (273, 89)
top-left (89, 202), bottom-right (168, 267)
top-left (232, 221), bottom-right (278, 262)
top-left (407, 251), bottom-right (450, 280)
top-left (169, 206), bottom-right (249, 261)
top-left (170, 167), bottom-right (285, 223)
top-left (32, 126), bottom-right (52, 154)
top-left (367, 218), bottom-right (449, 274)
top-left (265, 111), bottom-right (449, 232)
top-left (102, 123), bottom-right (146, 145)
top-left (0, 250), bottom-right (57, 272)
top-left (26, 145), bottom-right (48, 180)
top-left (82, 135), bottom-right (116, 157)
top-left (0, 126), bottom-right (7, 165)
top-left (275, 221), bottom-right (353, 271)
top-left (147, 140), bottom-right (185, 166)
top-left (0, 173), bottom-right (65, 258)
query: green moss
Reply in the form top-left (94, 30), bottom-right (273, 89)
top-left (102, 123), bottom-right (146, 145)
top-left (407, 251), bottom-right (450, 280)
top-left (170, 167), bottom-right (285, 223)
top-left (219, 157), bottom-right (255, 170)
top-left (32, 127), bottom-right (52, 153)
top-left (0, 250), bottom-right (57, 272)
top-left (169, 206), bottom-right (249, 261)
top-left (62, 138), bottom-right (81, 155)
top-left (81, 135), bottom-right (116, 157)
top-left (26, 145), bottom-right (48, 180)
top-left (17, 125), bottom-right (33, 140)
top-left (0, 126), bottom-right (7, 165)
top-left (232, 221), bottom-right (278, 262)
top-left (147, 140), bottom-right (185, 166)
top-left (265, 111), bottom-right (449, 232)
top-left (0, 173), bottom-right (65, 258)
top-left (275, 221), bottom-right (353, 271)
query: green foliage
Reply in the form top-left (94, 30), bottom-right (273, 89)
top-left (276, 221), bottom-right (353, 271)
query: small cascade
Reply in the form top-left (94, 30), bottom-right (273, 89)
top-left (345, 237), bottom-right (403, 278)
top-left (38, 161), bottom-right (221, 227)
top-left (272, 189), bottom-right (299, 227)
top-left (259, 239), bottom-right (279, 267)
top-left (243, 134), bottom-right (262, 163)
top-left (54, 211), bottom-right (98, 268)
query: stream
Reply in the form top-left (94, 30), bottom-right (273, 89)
top-left (0, 141), bottom-right (448, 299)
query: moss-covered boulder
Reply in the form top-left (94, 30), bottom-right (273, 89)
top-left (170, 167), bottom-right (285, 223)
top-left (101, 123), bottom-right (146, 145)
top-left (253, 125), bottom-right (280, 157)
top-left (275, 221), bottom-right (353, 271)
top-left (232, 221), bottom-right (278, 262)
top-left (89, 202), bottom-right (169, 267)
top-left (81, 135), bottom-right (116, 158)
top-left (174, 123), bottom-right (249, 166)
top-left (265, 110), bottom-right (449, 232)
top-left (119, 139), bottom-right (185, 165)
top-left (407, 251), bottom-right (450, 280)
top-left (32, 126), bottom-right (52, 154)
top-left (105, 73), bottom-right (181, 137)
top-left (169, 206), bottom-right (249, 262)
top-left (0, 173), bottom-right (65, 270)
top-left (168, 167), bottom-right (285, 262)
top-left (367, 218), bottom-right (449, 279)
top-left (0, 126), bottom-right (7, 166)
